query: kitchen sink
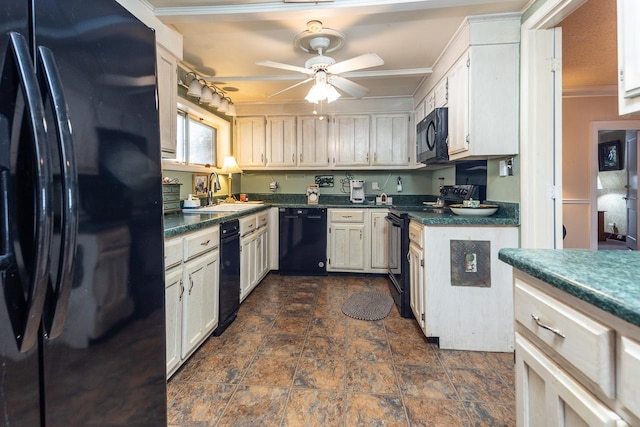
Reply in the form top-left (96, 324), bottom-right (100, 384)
top-left (184, 202), bottom-right (264, 213)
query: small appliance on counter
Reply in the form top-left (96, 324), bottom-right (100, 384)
top-left (439, 184), bottom-right (479, 205)
top-left (307, 184), bottom-right (319, 204)
top-left (349, 179), bottom-right (365, 203)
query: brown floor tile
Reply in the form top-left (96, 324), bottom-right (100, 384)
top-left (395, 364), bottom-right (458, 400)
top-left (463, 401), bottom-right (516, 426)
top-left (345, 393), bottom-right (408, 426)
top-left (447, 368), bottom-right (515, 404)
top-left (283, 389), bottom-right (346, 426)
top-left (346, 336), bottom-right (393, 362)
top-left (242, 356), bottom-right (298, 387)
top-left (345, 360), bottom-right (399, 394)
top-left (302, 335), bottom-right (347, 359)
top-left (271, 315), bottom-right (311, 335)
top-left (217, 385), bottom-right (289, 427)
top-left (388, 335), bottom-right (439, 366)
top-left (167, 382), bottom-right (235, 426)
top-left (169, 274), bottom-right (515, 426)
top-left (293, 358), bottom-right (346, 390)
top-left (259, 333), bottom-right (305, 358)
top-left (404, 397), bottom-right (472, 427)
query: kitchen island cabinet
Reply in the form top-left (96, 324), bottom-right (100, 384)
top-left (499, 249), bottom-right (640, 427)
top-left (408, 221), bottom-right (518, 351)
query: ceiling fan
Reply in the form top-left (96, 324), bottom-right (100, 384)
top-left (257, 20), bottom-right (384, 102)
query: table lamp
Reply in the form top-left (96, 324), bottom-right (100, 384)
top-left (221, 156), bottom-right (242, 202)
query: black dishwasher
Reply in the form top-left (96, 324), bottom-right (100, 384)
top-left (279, 207), bottom-right (327, 275)
top-left (213, 219), bottom-right (240, 336)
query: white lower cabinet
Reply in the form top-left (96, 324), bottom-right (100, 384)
top-left (369, 210), bottom-right (389, 271)
top-left (240, 211), bottom-right (269, 302)
top-left (408, 241), bottom-right (424, 329)
top-left (327, 209), bottom-right (365, 272)
top-left (516, 332), bottom-right (626, 427)
top-left (164, 226), bottom-right (220, 378)
top-left (513, 270), bottom-right (638, 427)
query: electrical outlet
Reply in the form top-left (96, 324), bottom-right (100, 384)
top-left (372, 182), bottom-right (380, 190)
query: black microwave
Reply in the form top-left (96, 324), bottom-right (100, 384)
top-left (416, 107), bottom-right (449, 164)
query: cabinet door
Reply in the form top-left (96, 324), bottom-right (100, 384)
top-left (202, 249), bottom-right (219, 334)
top-left (447, 53), bottom-right (470, 155)
top-left (329, 223), bottom-right (365, 271)
top-left (434, 78), bottom-right (448, 107)
top-left (266, 116), bottom-right (296, 167)
top-left (333, 115), bottom-right (370, 166)
top-left (157, 45), bottom-right (177, 157)
top-left (165, 268), bottom-right (183, 376)
top-left (235, 117), bottom-right (266, 167)
top-left (408, 242), bottom-right (424, 329)
top-left (256, 227), bottom-right (269, 282)
top-left (371, 114), bottom-right (410, 166)
top-left (618, 0), bottom-right (640, 114)
top-left (298, 116), bottom-right (330, 167)
top-left (515, 333), bottom-right (625, 427)
top-left (370, 211), bottom-right (388, 270)
top-left (240, 233), bottom-right (257, 301)
top-left (182, 253), bottom-right (215, 358)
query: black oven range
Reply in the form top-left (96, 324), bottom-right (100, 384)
top-left (385, 209), bottom-right (412, 318)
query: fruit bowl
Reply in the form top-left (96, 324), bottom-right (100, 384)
top-left (449, 204), bottom-right (499, 217)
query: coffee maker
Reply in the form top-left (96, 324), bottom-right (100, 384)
top-left (349, 180), bottom-right (365, 203)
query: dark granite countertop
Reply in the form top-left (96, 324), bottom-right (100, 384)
top-left (499, 248), bottom-right (640, 328)
top-left (164, 197), bottom-right (519, 237)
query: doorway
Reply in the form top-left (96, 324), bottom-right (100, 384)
top-left (590, 121), bottom-right (640, 249)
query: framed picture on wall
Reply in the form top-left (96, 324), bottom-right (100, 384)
top-left (193, 173), bottom-right (209, 196)
top-left (598, 140), bottom-right (623, 171)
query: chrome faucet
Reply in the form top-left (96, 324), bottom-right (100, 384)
top-left (208, 172), bottom-right (221, 206)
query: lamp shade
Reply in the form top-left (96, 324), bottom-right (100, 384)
top-left (221, 156), bottom-right (242, 174)
top-left (200, 85), bottom-right (213, 104)
top-left (211, 91), bottom-right (221, 108)
top-left (227, 102), bottom-right (236, 116)
top-left (218, 97), bottom-right (229, 113)
top-left (187, 78), bottom-right (202, 98)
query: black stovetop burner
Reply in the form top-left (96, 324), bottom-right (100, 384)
top-left (439, 185), bottom-right (479, 204)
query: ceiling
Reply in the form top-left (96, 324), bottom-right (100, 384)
top-left (144, 0), bottom-right (619, 106)
top-left (147, 0), bottom-right (529, 105)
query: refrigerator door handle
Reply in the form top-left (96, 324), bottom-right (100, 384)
top-left (0, 32), bottom-right (54, 352)
top-left (37, 46), bottom-right (79, 340)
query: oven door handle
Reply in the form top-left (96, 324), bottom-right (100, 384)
top-left (385, 215), bottom-right (402, 227)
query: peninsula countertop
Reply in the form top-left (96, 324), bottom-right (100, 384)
top-left (499, 248), bottom-right (640, 328)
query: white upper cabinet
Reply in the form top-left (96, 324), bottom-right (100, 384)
top-left (235, 116), bottom-right (266, 167)
top-left (157, 45), bottom-right (177, 157)
top-left (297, 115), bottom-right (330, 167)
top-left (266, 116), bottom-right (296, 167)
top-left (447, 43), bottom-right (519, 160)
top-left (617, 0), bottom-right (640, 115)
top-left (333, 115), bottom-right (371, 166)
top-left (371, 114), bottom-right (410, 166)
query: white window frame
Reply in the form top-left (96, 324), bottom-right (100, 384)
top-left (162, 96), bottom-right (231, 173)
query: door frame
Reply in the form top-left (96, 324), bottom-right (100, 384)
top-left (589, 120), bottom-right (640, 249)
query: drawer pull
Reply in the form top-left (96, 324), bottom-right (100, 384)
top-left (200, 240), bottom-right (210, 246)
top-left (343, 215), bottom-right (352, 218)
top-left (531, 314), bottom-right (565, 338)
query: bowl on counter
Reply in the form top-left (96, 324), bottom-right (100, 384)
top-left (449, 204), bottom-right (499, 217)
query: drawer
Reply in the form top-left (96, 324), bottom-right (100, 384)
top-left (162, 184), bottom-right (180, 194)
top-left (329, 209), bottom-right (364, 223)
top-left (240, 214), bottom-right (257, 236)
top-left (163, 201), bottom-right (181, 211)
top-left (184, 227), bottom-right (219, 261)
top-left (408, 221), bottom-right (424, 247)
top-left (619, 336), bottom-right (640, 419)
top-left (163, 193), bottom-right (180, 202)
top-left (257, 211), bottom-right (268, 229)
top-left (515, 280), bottom-right (614, 399)
top-left (164, 237), bottom-right (183, 270)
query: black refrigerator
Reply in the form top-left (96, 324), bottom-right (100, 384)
top-left (0, 1), bottom-right (167, 425)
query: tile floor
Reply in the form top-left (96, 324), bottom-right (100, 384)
top-left (168, 274), bottom-right (515, 426)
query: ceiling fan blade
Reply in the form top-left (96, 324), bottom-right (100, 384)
top-left (268, 77), bottom-right (313, 98)
top-left (256, 60), bottom-right (313, 75)
top-left (326, 53), bottom-right (384, 75)
top-left (328, 75), bottom-right (369, 98)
